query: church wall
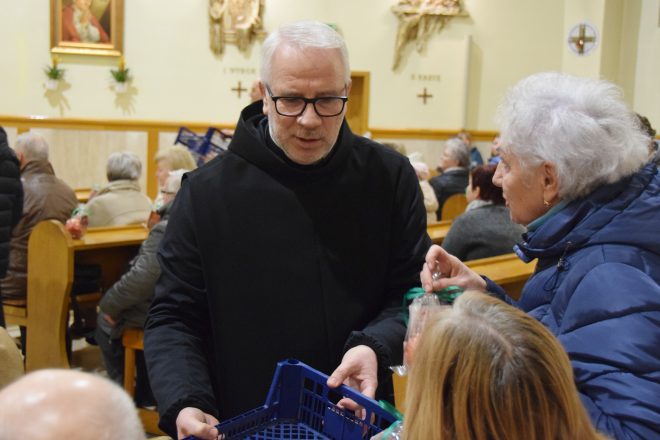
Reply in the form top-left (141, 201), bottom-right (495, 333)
top-left (629, 0), bottom-right (660, 122)
top-left (0, 0), bottom-right (657, 185)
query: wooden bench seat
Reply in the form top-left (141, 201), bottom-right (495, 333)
top-left (13, 220), bottom-right (147, 372)
top-left (465, 253), bottom-right (536, 300)
top-left (426, 219), bottom-right (451, 245)
top-left (3, 299), bottom-right (28, 327)
top-left (123, 327), bottom-right (165, 436)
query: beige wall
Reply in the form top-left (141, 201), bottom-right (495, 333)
top-left (2, 0), bottom-right (658, 126)
top-left (0, 0), bottom-right (657, 180)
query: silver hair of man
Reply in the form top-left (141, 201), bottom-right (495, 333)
top-left (14, 132), bottom-right (49, 162)
top-left (496, 72), bottom-right (649, 200)
top-left (163, 168), bottom-right (189, 194)
top-left (260, 21), bottom-right (351, 85)
top-left (107, 151), bottom-right (142, 181)
top-left (0, 369), bottom-right (146, 440)
top-left (444, 137), bottom-right (471, 168)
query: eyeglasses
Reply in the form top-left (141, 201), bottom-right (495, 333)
top-left (265, 84), bottom-right (348, 117)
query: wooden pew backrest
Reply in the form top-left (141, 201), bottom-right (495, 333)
top-left (25, 220), bottom-right (74, 371)
top-left (441, 193), bottom-right (467, 221)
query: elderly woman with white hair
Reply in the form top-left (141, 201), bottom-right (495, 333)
top-left (421, 72), bottom-right (660, 439)
top-left (86, 152), bottom-right (153, 227)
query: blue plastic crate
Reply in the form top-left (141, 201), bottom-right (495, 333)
top-left (174, 126), bottom-right (230, 166)
top-left (186, 359), bottom-right (398, 440)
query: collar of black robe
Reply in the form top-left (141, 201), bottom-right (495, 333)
top-left (228, 100), bottom-right (352, 184)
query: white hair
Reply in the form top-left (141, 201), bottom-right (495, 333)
top-left (107, 151), bottom-right (142, 181)
top-left (0, 369), bottom-right (145, 440)
top-left (260, 21), bottom-right (350, 85)
top-left (496, 72), bottom-right (649, 200)
top-left (163, 168), bottom-right (189, 194)
top-left (14, 132), bottom-right (49, 162)
top-left (444, 137), bottom-right (470, 168)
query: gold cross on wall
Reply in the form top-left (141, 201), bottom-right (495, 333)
top-left (569, 24), bottom-right (595, 55)
top-left (417, 87), bottom-right (433, 104)
top-left (231, 81), bottom-right (247, 98)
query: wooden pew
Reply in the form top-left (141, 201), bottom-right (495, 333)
top-left (440, 193), bottom-right (467, 221)
top-left (123, 328), bottom-right (165, 436)
top-left (392, 252), bottom-right (536, 412)
top-left (2, 220), bottom-right (147, 372)
top-left (426, 219), bottom-right (451, 245)
top-left (74, 187), bottom-right (93, 203)
top-left (465, 253), bottom-right (536, 301)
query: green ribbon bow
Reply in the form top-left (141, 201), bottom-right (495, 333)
top-left (402, 286), bottom-right (463, 326)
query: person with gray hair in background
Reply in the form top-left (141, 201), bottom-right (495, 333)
top-left (85, 151), bottom-right (152, 227)
top-left (1, 132), bottom-right (77, 303)
top-left (96, 169), bottom-right (189, 407)
top-left (421, 72), bottom-right (660, 439)
top-left (429, 136), bottom-right (470, 218)
top-left (145, 20), bottom-right (429, 439)
top-left (0, 369), bottom-right (146, 440)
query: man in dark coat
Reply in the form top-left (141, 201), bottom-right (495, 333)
top-left (144, 21), bottom-right (430, 440)
top-left (429, 137), bottom-right (470, 218)
top-left (0, 127), bottom-right (23, 328)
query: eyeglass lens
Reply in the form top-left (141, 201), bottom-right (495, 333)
top-left (276, 97), bottom-right (345, 117)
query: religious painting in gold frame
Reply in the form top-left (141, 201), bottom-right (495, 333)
top-left (50, 0), bottom-right (123, 57)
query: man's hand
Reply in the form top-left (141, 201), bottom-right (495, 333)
top-left (101, 312), bottom-right (117, 327)
top-left (176, 407), bottom-right (220, 440)
top-left (327, 345), bottom-right (378, 398)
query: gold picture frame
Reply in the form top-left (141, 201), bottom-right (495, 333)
top-left (51, 0), bottom-right (123, 57)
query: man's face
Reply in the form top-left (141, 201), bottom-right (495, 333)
top-left (439, 149), bottom-right (457, 171)
top-left (262, 45), bottom-right (350, 165)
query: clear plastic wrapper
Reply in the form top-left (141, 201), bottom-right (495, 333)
top-left (65, 204), bottom-right (89, 239)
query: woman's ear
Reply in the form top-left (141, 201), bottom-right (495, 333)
top-left (542, 162), bottom-right (560, 204)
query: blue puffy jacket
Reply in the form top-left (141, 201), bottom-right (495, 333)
top-left (487, 163), bottom-right (660, 439)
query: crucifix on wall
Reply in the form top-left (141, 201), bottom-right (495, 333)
top-left (567, 23), bottom-right (598, 56)
top-left (417, 87), bottom-right (433, 104)
top-left (231, 81), bottom-right (247, 98)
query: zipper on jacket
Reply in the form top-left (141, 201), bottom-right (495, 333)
top-left (543, 241), bottom-right (573, 291)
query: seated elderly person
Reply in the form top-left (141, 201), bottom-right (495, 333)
top-left (0, 369), bottom-right (145, 439)
top-left (86, 152), bottom-right (152, 227)
top-left (1, 132), bottom-right (77, 303)
top-left (95, 169), bottom-right (188, 405)
top-left (421, 72), bottom-right (660, 439)
top-left (154, 145), bottom-right (196, 209)
top-left (409, 157), bottom-right (438, 225)
top-left (457, 130), bottom-right (483, 168)
top-left (442, 164), bottom-right (524, 261)
top-left (429, 137), bottom-right (470, 218)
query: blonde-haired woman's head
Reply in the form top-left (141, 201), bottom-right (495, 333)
top-left (154, 145), bottom-right (196, 187)
top-left (403, 290), bottom-right (605, 440)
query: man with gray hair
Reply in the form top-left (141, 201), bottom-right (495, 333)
top-left (85, 151), bottom-right (152, 227)
top-left (0, 369), bottom-right (146, 440)
top-left (145, 21), bottom-right (430, 439)
top-left (429, 136), bottom-right (470, 218)
top-left (1, 132), bottom-right (77, 303)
